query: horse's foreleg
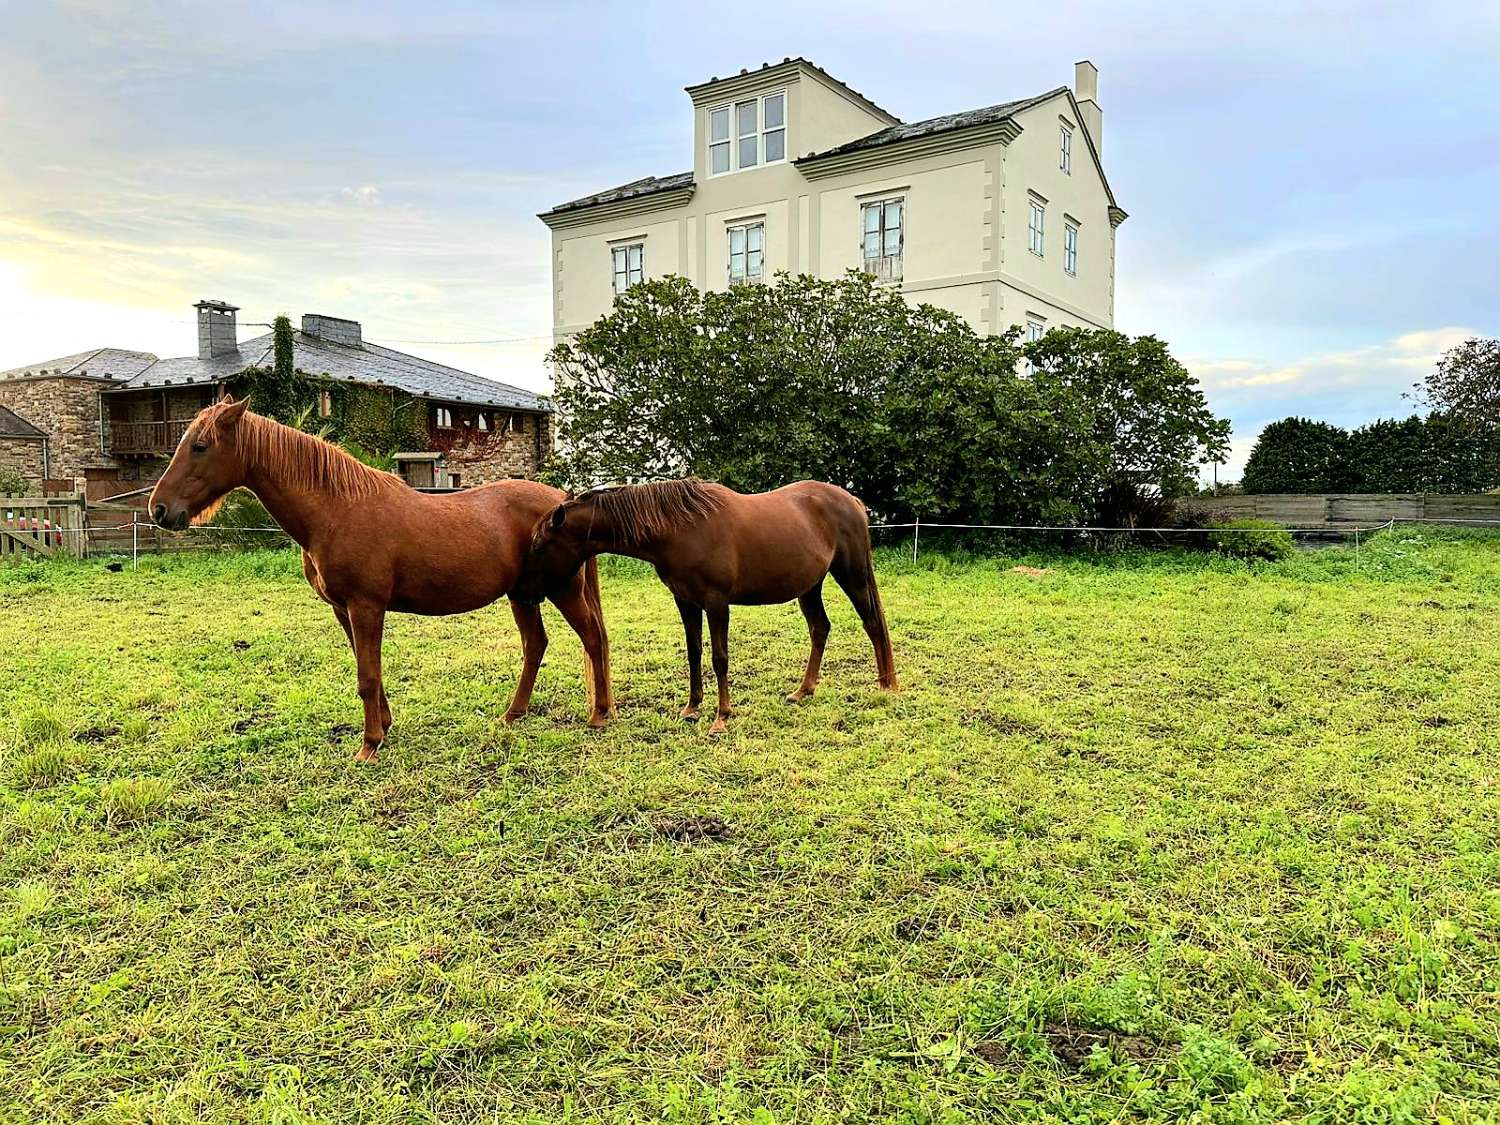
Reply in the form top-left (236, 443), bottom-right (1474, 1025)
top-left (334, 604), bottom-right (391, 733)
top-left (788, 581), bottom-right (830, 703)
top-left (346, 602), bottom-right (388, 763)
top-left (504, 598), bottom-right (548, 722)
top-left (706, 604), bottom-right (732, 735)
top-left (553, 585), bottom-right (612, 728)
top-left (676, 598), bottom-right (704, 721)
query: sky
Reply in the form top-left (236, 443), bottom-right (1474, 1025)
top-left (1, 0), bottom-right (1496, 480)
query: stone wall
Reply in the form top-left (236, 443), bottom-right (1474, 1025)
top-left (0, 437), bottom-right (47, 484)
top-left (0, 376), bottom-right (114, 489)
top-left (429, 408), bottom-right (554, 487)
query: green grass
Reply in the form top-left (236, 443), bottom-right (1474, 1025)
top-left (2, 530), bottom-right (1498, 1123)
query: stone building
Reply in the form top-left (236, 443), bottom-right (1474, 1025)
top-left (0, 300), bottom-right (553, 495)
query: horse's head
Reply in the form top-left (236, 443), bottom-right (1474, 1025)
top-left (149, 395), bottom-right (250, 530)
top-left (512, 493), bottom-right (592, 605)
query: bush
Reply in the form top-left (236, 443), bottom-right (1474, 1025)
top-left (1241, 418), bottom-right (1354, 493)
top-left (549, 273), bottom-right (1228, 525)
top-left (0, 467), bottom-right (28, 497)
top-left (1206, 518), bottom-right (1294, 561)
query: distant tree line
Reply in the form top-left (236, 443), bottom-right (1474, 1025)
top-left (1241, 337), bottom-right (1500, 494)
top-left (547, 273), bottom-right (1229, 525)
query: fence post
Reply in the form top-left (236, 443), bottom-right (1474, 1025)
top-left (132, 516), bottom-right (139, 571)
top-left (911, 515), bottom-right (920, 563)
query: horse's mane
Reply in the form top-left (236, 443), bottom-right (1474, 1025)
top-left (582, 478), bottom-right (723, 545)
top-left (188, 403), bottom-right (401, 521)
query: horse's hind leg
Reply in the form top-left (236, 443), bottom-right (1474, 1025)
top-left (552, 583), bottom-right (612, 728)
top-left (676, 598), bottom-right (704, 720)
top-left (831, 546), bottom-right (899, 691)
top-left (787, 581), bottom-right (830, 703)
top-left (503, 598), bottom-right (548, 723)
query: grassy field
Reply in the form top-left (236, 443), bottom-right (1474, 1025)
top-left (1, 529), bottom-right (1498, 1123)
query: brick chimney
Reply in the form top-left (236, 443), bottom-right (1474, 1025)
top-left (301, 313), bottom-right (363, 348)
top-left (1074, 60), bottom-right (1102, 154)
top-left (195, 299), bottom-right (240, 359)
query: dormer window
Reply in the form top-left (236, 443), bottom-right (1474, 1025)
top-left (709, 91), bottom-right (786, 176)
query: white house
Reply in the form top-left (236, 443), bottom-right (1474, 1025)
top-left (540, 58), bottom-right (1125, 343)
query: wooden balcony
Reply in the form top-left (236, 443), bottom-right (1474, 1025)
top-left (110, 419), bottom-right (192, 456)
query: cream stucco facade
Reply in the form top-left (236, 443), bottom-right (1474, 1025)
top-left (541, 58), bottom-right (1125, 341)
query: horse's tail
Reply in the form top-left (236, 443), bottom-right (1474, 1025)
top-left (853, 498), bottom-right (898, 689)
top-left (581, 555), bottom-right (612, 714)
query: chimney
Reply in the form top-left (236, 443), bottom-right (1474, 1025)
top-left (300, 313), bottom-right (362, 348)
top-left (1074, 60), bottom-right (1102, 154)
top-left (195, 299), bottom-right (240, 359)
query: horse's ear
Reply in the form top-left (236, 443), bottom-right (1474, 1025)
top-left (217, 397), bottom-right (249, 428)
top-left (549, 504), bottom-right (567, 529)
top-left (218, 391), bottom-right (234, 405)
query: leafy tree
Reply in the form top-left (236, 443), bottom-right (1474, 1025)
top-left (1414, 337), bottom-right (1500, 429)
top-left (1241, 418), bottom-right (1355, 493)
top-left (548, 273), bottom-right (1228, 523)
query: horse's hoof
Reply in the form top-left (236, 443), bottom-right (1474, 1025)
top-left (586, 711), bottom-right (610, 729)
top-left (680, 706), bottom-right (700, 721)
top-left (880, 680), bottom-right (902, 693)
top-left (786, 689), bottom-right (812, 704)
top-left (502, 710), bottom-right (527, 725)
top-left (708, 717), bottom-right (728, 736)
top-left (354, 740), bottom-right (382, 763)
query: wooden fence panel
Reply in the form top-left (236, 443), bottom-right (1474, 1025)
top-left (1327, 494), bottom-right (1423, 525)
top-left (1, 494), bottom-right (85, 558)
top-left (1423, 494), bottom-right (1500, 522)
top-left (1206, 493), bottom-right (1500, 528)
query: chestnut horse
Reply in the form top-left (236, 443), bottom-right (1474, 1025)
top-left (149, 397), bottom-right (612, 761)
top-left (513, 479), bottom-right (897, 733)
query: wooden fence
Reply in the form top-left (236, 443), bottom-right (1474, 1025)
top-left (1211, 493), bottom-right (1500, 528)
top-left (1, 494), bottom-right (87, 559)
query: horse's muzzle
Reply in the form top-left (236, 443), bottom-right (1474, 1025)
top-left (152, 504), bottom-right (189, 531)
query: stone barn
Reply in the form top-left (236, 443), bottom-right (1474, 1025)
top-left (0, 299), bottom-right (553, 496)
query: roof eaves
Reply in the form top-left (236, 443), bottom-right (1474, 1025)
top-left (685, 57), bottom-right (900, 124)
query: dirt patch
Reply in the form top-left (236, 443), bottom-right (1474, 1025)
top-left (1008, 566), bottom-right (1053, 579)
top-left (1419, 715), bottom-right (1452, 728)
top-left (73, 725), bottom-right (120, 743)
top-left (1045, 1021), bottom-right (1160, 1070)
top-left (231, 639), bottom-right (251, 651)
top-left (895, 916), bottom-right (948, 942)
top-left (973, 1040), bottom-right (1012, 1066)
top-left (329, 723), bottom-right (359, 742)
top-left (653, 814), bottom-right (731, 843)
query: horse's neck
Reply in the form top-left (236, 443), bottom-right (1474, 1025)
top-left (241, 433), bottom-right (342, 547)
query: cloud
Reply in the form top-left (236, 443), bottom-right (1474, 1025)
top-left (1190, 326), bottom-right (1475, 395)
top-left (339, 185), bottom-right (383, 207)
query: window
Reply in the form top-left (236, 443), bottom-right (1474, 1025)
top-left (318, 389), bottom-right (332, 418)
top-left (1028, 200), bottom-right (1045, 256)
top-left (612, 242), bottom-right (643, 296)
top-left (476, 412), bottom-right (489, 431)
top-left (1027, 317), bottom-right (1046, 343)
top-left (1064, 221), bottom-right (1079, 276)
top-left (708, 90), bottom-right (786, 175)
top-left (727, 221), bottom-right (764, 284)
top-left (1059, 124), bottom-right (1073, 174)
top-left (435, 406), bottom-right (453, 428)
top-left (709, 106), bottom-right (731, 174)
top-left (861, 197), bottom-right (903, 282)
top-left (449, 473), bottom-right (462, 489)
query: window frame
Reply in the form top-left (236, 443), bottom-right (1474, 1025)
top-left (611, 241), bottom-right (644, 296)
top-left (1028, 199), bottom-right (1046, 257)
top-left (1064, 220), bottom-right (1079, 276)
top-left (726, 220), bottom-right (765, 285)
top-left (475, 411), bottom-right (489, 432)
top-left (434, 406), bottom-right (454, 429)
top-left (1026, 317), bottom-right (1046, 343)
top-left (860, 195), bottom-right (905, 284)
top-left (707, 89), bottom-right (787, 177)
top-left (318, 389), bottom-right (333, 418)
top-left (1059, 122), bottom-right (1073, 174)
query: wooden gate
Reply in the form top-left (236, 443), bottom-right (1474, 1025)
top-left (1, 494), bottom-right (86, 559)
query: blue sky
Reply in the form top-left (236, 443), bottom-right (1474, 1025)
top-left (1, 0), bottom-right (1495, 478)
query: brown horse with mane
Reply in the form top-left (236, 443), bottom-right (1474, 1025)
top-left (149, 397), bottom-right (612, 760)
top-left (513, 479), bottom-right (897, 733)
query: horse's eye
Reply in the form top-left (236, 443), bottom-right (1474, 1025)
top-left (191, 443), bottom-right (208, 454)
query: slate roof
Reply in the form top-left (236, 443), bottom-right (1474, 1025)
top-left (118, 331), bottom-right (551, 412)
top-left (796, 88), bottom-right (1065, 162)
top-left (0, 405), bottom-right (45, 439)
top-left (0, 347), bottom-right (158, 383)
top-left (684, 57), bottom-right (899, 123)
top-left (545, 172), bottom-right (695, 217)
